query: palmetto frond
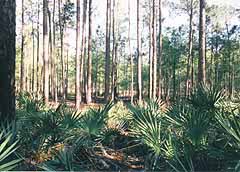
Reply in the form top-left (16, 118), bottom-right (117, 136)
top-left (0, 131), bottom-right (21, 171)
top-left (129, 101), bottom-right (164, 157)
top-left (188, 84), bottom-right (224, 111)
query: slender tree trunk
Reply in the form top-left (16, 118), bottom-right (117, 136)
top-left (48, 9), bottom-right (53, 99)
top-left (114, 42), bottom-right (118, 100)
top-left (86, 0), bottom-right (93, 104)
top-left (210, 36), bottom-right (214, 86)
top-left (137, 0), bottom-right (142, 101)
top-left (149, 0), bottom-right (153, 99)
top-left (95, 48), bottom-right (99, 99)
top-left (58, 0), bottom-right (65, 99)
top-left (31, 15), bottom-right (35, 93)
top-left (185, 0), bottom-right (193, 97)
top-left (173, 52), bottom-right (176, 100)
top-left (27, 62), bottom-right (30, 92)
top-left (191, 42), bottom-right (194, 88)
top-left (198, 0), bottom-right (206, 84)
top-left (65, 49), bottom-right (69, 98)
top-left (152, 0), bottom-right (157, 100)
top-left (80, 0), bottom-right (87, 102)
top-left (214, 37), bottom-right (219, 84)
top-left (76, 0), bottom-right (81, 108)
top-left (43, 0), bottom-right (49, 103)
top-left (158, 0), bottom-right (163, 99)
top-left (128, 0), bottom-right (134, 103)
top-left (20, 0), bottom-right (26, 91)
top-left (36, 1), bottom-right (40, 98)
top-left (226, 24), bottom-right (232, 97)
top-left (0, 0), bottom-right (16, 121)
top-left (53, 0), bottom-right (58, 102)
top-left (231, 47), bottom-right (235, 97)
top-left (83, 29), bottom-right (87, 103)
top-left (111, 0), bottom-right (116, 101)
top-left (105, 0), bottom-right (111, 101)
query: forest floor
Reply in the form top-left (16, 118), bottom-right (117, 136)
top-left (46, 96), bottom-right (146, 171)
top-left (48, 96), bottom-right (132, 110)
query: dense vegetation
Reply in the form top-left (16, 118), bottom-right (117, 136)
top-left (0, 85), bottom-right (239, 171)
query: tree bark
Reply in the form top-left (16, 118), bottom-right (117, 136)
top-left (53, 0), bottom-right (58, 102)
top-left (80, 0), bottom-right (87, 102)
top-left (58, 0), bottom-right (65, 100)
top-left (111, 0), bottom-right (116, 101)
top-left (65, 48), bottom-right (69, 98)
top-left (149, 0), bottom-right (153, 99)
top-left (152, 0), bottom-right (157, 100)
top-left (31, 11), bottom-right (35, 93)
top-left (43, 0), bottom-right (49, 103)
top-left (137, 0), bottom-right (142, 101)
top-left (104, 0), bottom-right (111, 101)
top-left (128, 0), bottom-right (134, 103)
top-left (158, 0), bottom-right (163, 99)
top-left (36, 0), bottom-right (40, 98)
top-left (226, 24), bottom-right (232, 97)
top-left (20, 0), bottom-right (26, 91)
top-left (198, 0), bottom-right (206, 84)
top-left (76, 0), bottom-right (81, 108)
top-left (86, 0), bottom-right (93, 104)
top-left (185, 0), bottom-right (193, 97)
top-left (48, 9), bottom-right (53, 99)
top-left (0, 0), bottom-right (16, 121)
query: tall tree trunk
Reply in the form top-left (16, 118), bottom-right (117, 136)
top-left (81, 0), bottom-right (87, 102)
top-left (149, 0), bottom-right (153, 99)
top-left (26, 61), bottom-right (30, 92)
top-left (114, 42), bottom-right (118, 100)
top-left (128, 0), bottom-right (134, 103)
top-left (137, 0), bottom-right (142, 101)
top-left (111, 0), bottom-right (116, 101)
top-left (95, 48), bottom-right (99, 99)
top-left (210, 36), bottom-right (214, 86)
top-left (152, 0), bottom-right (157, 100)
top-left (58, 0), bottom-right (65, 100)
top-left (158, 0), bottom-right (163, 99)
top-left (76, 0), bottom-right (81, 108)
top-left (53, 0), bottom-right (58, 102)
top-left (43, 0), bottom-right (49, 103)
top-left (231, 46), bottom-right (235, 97)
top-left (173, 52), bottom-right (176, 100)
top-left (198, 0), bottom-right (206, 84)
top-left (86, 0), bottom-right (93, 104)
top-left (226, 24), bottom-right (232, 97)
top-left (191, 43), bottom-right (194, 88)
top-left (185, 0), bottom-right (193, 97)
top-left (104, 0), bottom-right (111, 101)
top-left (31, 14), bottom-right (35, 93)
top-left (65, 49), bottom-right (69, 97)
top-left (214, 37), bottom-right (219, 84)
top-left (48, 9), bottom-right (53, 99)
top-left (20, 0), bottom-right (26, 91)
top-left (0, 0), bottom-right (16, 121)
top-left (36, 1), bottom-right (40, 98)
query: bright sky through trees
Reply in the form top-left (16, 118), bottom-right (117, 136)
top-left (16, 0), bottom-right (239, 51)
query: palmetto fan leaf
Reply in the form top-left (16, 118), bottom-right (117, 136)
top-left (166, 105), bottom-right (212, 147)
top-left (40, 149), bottom-right (82, 171)
top-left (0, 131), bottom-right (21, 171)
top-left (17, 92), bottom-right (45, 112)
top-left (79, 102), bottom-right (113, 137)
top-left (129, 101), bottom-right (164, 157)
top-left (216, 111), bottom-right (240, 146)
top-left (188, 84), bottom-right (224, 111)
